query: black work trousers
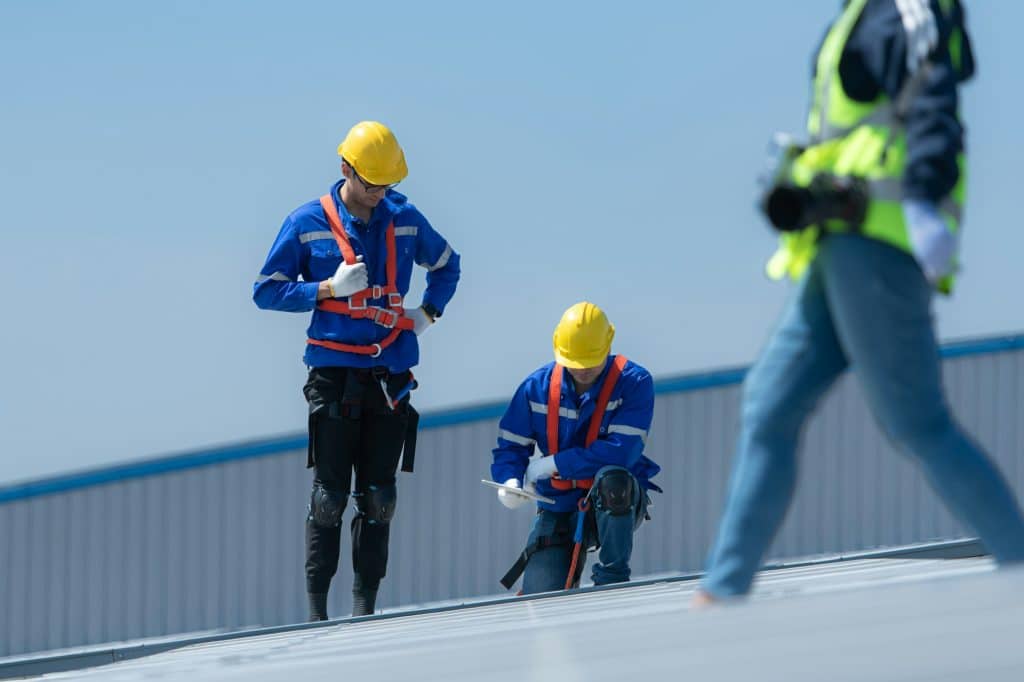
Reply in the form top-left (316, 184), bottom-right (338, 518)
top-left (303, 366), bottom-right (413, 595)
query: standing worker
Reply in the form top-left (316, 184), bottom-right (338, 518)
top-left (491, 302), bottom-right (661, 594)
top-left (254, 121), bottom-right (460, 619)
top-left (695, 0), bottom-right (1024, 606)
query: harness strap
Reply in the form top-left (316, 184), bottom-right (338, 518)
top-left (308, 193), bottom-right (410, 354)
top-left (546, 364), bottom-right (563, 456)
top-left (499, 528), bottom-right (574, 590)
top-left (499, 552), bottom-right (530, 590)
top-left (564, 496), bottom-right (592, 589)
top-left (401, 405), bottom-right (419, 473)
top-left (548, 355), bottom-right (629, 491)
top-left (307, 329), bottom-right (402, 358)
top-left (502, 356), bottom-right (632, 590)
top-left (317, 299), bottom-right (415, 330)
top-left (589, 355), bottom-right (628, 444)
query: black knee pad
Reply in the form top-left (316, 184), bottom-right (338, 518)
top-left (595, 470), bottom-right (636, 516)
top-left (308, 484), bottom-right (347, 528)
top-left (355, 484), bottom-right (397, 524)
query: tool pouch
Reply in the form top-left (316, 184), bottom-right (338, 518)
top-left (303, 381), bottom-right (332, 469)
top-left (303, 367), bottom-right (355, 468)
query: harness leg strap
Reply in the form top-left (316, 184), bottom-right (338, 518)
top-left (499, 527), bottom-right (574, 590)
top-left (500, 550), bottom-right (531, 590)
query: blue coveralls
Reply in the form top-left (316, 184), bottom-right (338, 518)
top-left (492, 356), bottom-right (661, 592)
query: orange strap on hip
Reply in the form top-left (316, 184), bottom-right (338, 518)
top-left (307, 329), bottom-right (404, 358)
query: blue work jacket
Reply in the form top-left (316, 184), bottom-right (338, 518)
top-left (491, 356), bottom-right (661, 512)
top-left (253, 180), bottom-right (460, 371)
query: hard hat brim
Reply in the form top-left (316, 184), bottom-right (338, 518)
top-left (554, 350), bottom-right (609, 370)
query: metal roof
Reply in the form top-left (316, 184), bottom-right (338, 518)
top-left (5, 540), bottom-right (1022, 681)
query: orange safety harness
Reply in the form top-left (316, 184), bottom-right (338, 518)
top-left (307, 194), bottom-right (414, 358)
top-left (546, 354), bottom-right (629, 490)
top-left (500, 355), bottom-right (632, 593)
top-left (546, 354), bottom-right (628, 590)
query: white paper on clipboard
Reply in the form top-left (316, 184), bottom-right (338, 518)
top-left (480, 479), bottom-right (556, 505)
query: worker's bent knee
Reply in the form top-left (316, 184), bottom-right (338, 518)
top-left (355, 483), bottom-right (397, 523)
top-left (308, 485), bottom-right (347, 528)
top-left (595, 469), bottom-right (637, 516)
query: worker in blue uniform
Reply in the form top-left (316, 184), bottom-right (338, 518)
top-left (254, 121), bottom-right (460, 619)
top-left (695, 0), bottom-right (1024, 606)
top-left (491, 302), bottom-right (661, 594)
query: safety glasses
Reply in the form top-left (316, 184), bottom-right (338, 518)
top-left (351, 168), bottom-right (397, 194)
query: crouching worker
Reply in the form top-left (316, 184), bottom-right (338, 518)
top-left (490, 302), bottom-right (661, 594)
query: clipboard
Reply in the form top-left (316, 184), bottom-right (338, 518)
top-left (480, 479), bottom-right (556, 505)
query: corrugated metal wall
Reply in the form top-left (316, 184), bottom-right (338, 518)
top-left (2, 341), bottom-right (1023, 658)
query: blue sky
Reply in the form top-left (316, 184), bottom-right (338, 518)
top-left (1, 1), bottom-right (1021, 484)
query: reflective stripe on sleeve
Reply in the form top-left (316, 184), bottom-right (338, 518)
top-left (498, 429), bottom-right (536, 447)
top-left (394, 226), bottom-right (419, 237)
top-left (608, 424), bottom-right (648, 443)
top-left (427, 244), bottom-right (453, 271)
top-left (256, 272), bottom-right (293, 282)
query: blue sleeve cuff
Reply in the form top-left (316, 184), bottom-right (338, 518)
top-left (303, 281), bottom-right (321, 306)
top-left (553, 451), bottom-right (577, 480)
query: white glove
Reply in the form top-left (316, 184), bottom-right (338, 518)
top-left (328, 255), bottom-right (368, 298)
top-left (496, 478), bottom-right (529, 510)
top-left (525, 456), bottom-right (558, 486)
top-left (404, 306), bottom-right (434, 336)
top-left (903, 198), bottom-right (958, 284)
top-left (895, 0), bottom-right (938, 74)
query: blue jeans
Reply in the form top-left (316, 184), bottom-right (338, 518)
top-left (702, 234), bottom-right (1024, 597)
top-left (521, 466), bottom-right (647, 594)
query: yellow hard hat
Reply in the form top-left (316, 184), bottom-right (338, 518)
top-left (552, 302), bottom-right (615, 369)
top-left (337, 121), bottom-right (409, 186)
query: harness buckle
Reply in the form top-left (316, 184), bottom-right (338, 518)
top-left (370, 285), bottom-right (385, 299)
top-left (388, 292), bottom-right (403, 308)
top-left (347, 295), bottom-right (367, 311)
top-left (369, 343), bottom-right (383, 359)
top-left (371, 308), bottom-right (399, 329)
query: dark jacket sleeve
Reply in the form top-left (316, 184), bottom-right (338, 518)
top-left (841, 0), bottom-right (975, 202)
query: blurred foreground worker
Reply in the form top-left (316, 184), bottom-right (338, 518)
top-left (254, 121), bottom-right (460, 619)
top-left (695, 0), bottom-right (1024, 605)
top-left (491, 302), bottom-right (661, 594)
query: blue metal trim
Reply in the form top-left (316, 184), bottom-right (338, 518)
top-left (2, 333), bottom-right (1020, 505)
top-left (939, 334), bottom-right (1024, 359)
top-left (0, 436), bottom-right (306, 504)
top-left (420, 402), bottom-right (506, 429)
top-left (654, 367), bottom-right (747, 394)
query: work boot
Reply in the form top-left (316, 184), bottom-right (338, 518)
top-left (351, 575), bottom-right (378, 616)
top-left (308, 592), bottom-right (329, 621)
